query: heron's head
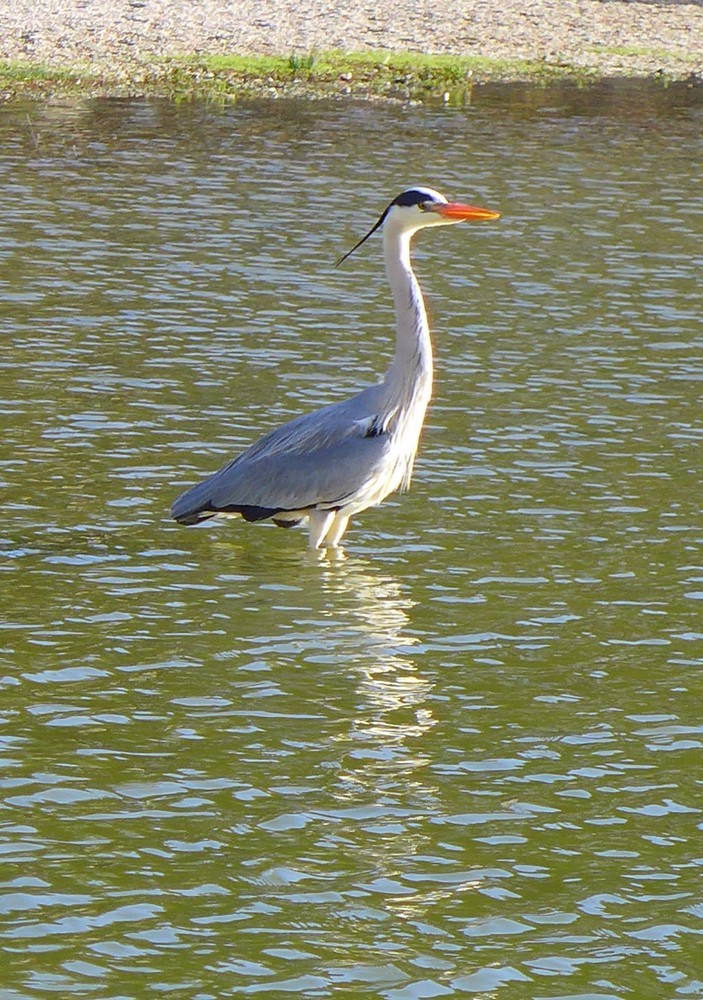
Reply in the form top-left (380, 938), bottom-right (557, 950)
top-left (337, 186), bottom-right (499, 265)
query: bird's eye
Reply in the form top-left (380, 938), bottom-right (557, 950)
top-left (418, 202), bottom-right (430, 212)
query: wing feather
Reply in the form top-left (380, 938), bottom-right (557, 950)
top-left (171, 387), bottom-right (393, 525)
top-left (209, 434), bottom-right (391, 511)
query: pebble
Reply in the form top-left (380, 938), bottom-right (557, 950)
top-left (0, 0), bottom-right (701, 80)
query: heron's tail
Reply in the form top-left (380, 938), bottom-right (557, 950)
top-left (171, 509), bottom-right (214, 525)
top-left (170, 479), bottom-right (217, 525)
top-left (171, 481), bottom-right (285, 526)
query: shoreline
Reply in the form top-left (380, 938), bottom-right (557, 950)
top-left (1, 0), bottom-right (702, 102)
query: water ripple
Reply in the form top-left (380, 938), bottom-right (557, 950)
top-left (1, 93), bottom-right (702, 998)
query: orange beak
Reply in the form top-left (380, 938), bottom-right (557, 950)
top-left (432, 202), bottom-right (500, 222)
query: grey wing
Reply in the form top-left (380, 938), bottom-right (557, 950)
top-left (171, 386), bottom-right (394, 524)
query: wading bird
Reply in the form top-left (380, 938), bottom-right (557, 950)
top-left (171, 186), bottom-right (499, 548)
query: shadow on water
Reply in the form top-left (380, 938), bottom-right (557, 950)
top-left (469, 75), bottom-right (703, 117)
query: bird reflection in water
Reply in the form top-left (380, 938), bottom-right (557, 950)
top-left (315, 555), bottom-right (437, 755)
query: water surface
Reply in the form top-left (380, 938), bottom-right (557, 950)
top-left (1, 87), bottom-right (702, 998)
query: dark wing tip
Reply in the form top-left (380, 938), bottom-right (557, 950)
top-left (171, 497), bottom-right (288, 525)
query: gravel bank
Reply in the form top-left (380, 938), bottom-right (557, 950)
top-left (1, 0), bottom-right (702, 81)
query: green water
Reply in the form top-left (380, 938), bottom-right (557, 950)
top-left (1, 87), bottom-right (702, 998)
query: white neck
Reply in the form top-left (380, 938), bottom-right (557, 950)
top-left (383, 225), bottom-right (433, 395)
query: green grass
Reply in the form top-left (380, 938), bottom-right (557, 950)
top-left (0, 60), bottom-right (110, 101)
top-left (0, 60), bottom-right (99, 87)
top-left (162, 49), bottom-right (593, 101)
top-left (0, 49), bottom-right (599, 104)
top-left (2, 42), bottom-right (698, 105)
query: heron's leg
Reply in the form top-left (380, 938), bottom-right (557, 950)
top-left (307, 509), bottom-right (335, 549)
top-left (326, 513), bottom-right (350, 548)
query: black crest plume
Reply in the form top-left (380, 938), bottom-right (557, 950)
top-left (335, 188), bottom-right (439, 267)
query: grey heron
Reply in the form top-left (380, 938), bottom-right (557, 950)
top-left (171, 186), bottom-right (499, 548)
